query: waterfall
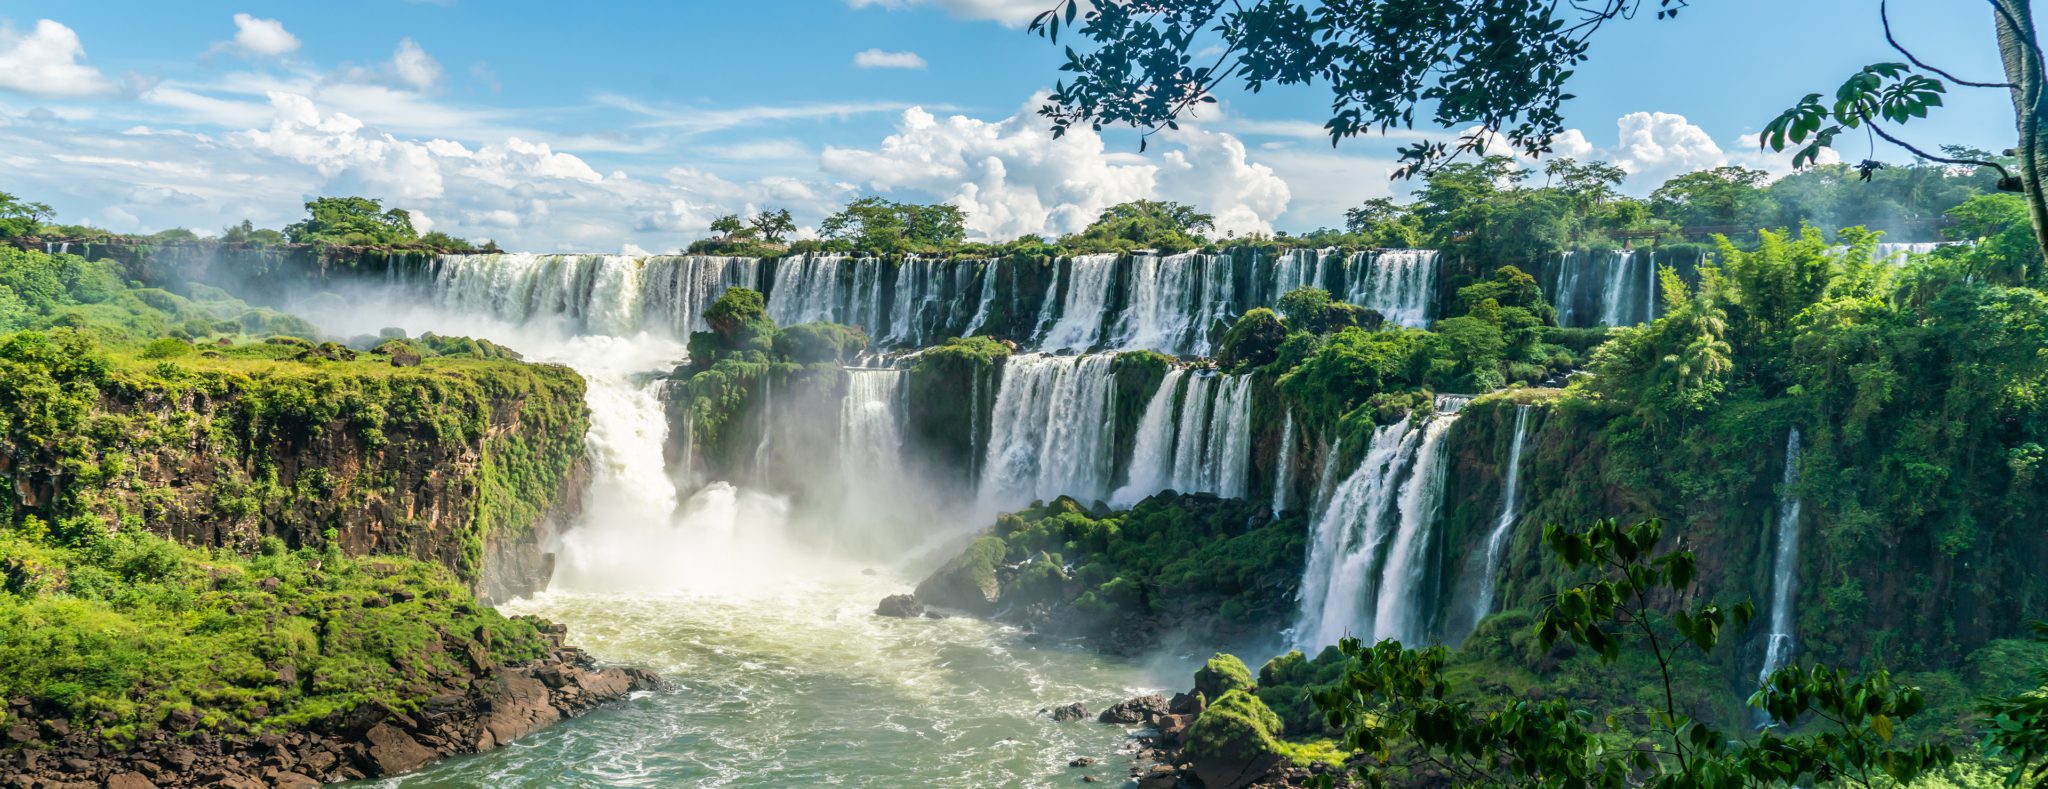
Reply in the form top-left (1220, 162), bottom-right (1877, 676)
top-left (1038, 254), bottom-right (1118, 351)
top-left (1552, 252), bottom-right (1579, 328)
top-left (1758, 427), bottom-right (1805, 686)
top-left (1168, 376), bottom-right (1220, 493)
top-left (1293, 397), bottom-right (1466, 649)
top-left (1294, 419), bottom-right (1424, 649)
top-left (964, 260), bottom-right (998, 336)
top-left (840, 369), bottom-right (906, 475)
top-left (1598, 250), bottom-right (1632, 327)
top-left (1207, 375), bottom-right (1255, 498)
top-left (1112, 369), bottom-right (1186, 506)
top-left (1871, 242), bottom-right (1944, 266)
top-left (642, 256), bottom-right (764, 335)
top-left (1271, 249), bottom-right (1324, 304)
top-left (1346, 250), bottom-right (1438, 328)
top-left (976, 354), bottom-right (1118, 510)
top-left (1459, 404), bottom-right (1532, 639)
top-left (1118, 253), bottom-right (1200, 354)
top-left (1370, 398), bottom-right (1462, 644)
top-left (1272, 412), bottom-right (1296, 515)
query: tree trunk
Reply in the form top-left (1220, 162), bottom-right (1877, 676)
top-left (1993, 0), bottom-right (2048, 263)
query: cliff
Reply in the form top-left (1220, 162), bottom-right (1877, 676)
top-left (0, 334), bottom-right (588, 602)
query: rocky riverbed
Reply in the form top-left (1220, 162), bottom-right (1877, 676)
top-left (0, 628), bottom-right (659, 788)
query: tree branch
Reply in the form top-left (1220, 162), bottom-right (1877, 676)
top-left (1864, 119), bottom-right (2016, 181)
top-left (1883, 0), bottom-right (2014, 88)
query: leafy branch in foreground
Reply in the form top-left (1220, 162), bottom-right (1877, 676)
top-left (1307, 517), bottom-right (1952, 788)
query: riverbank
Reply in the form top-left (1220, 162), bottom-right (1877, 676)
top-left (1, 636), bottom-right (658, 787)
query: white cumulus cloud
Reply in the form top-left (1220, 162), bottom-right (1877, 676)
top-left (391, 39), bottom-right (442, 91)
top-left (227, 13), bottom-right (299, 57)
top-left (853, 48), bottom-right (928, 69)
top-left (0, 19), bottom-right (116, 97)
top-left (821, 100), bottom-right (1289, 240)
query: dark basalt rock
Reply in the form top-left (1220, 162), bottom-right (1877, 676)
top-left (1098, 693), bottom-right (1173, 725)
top-left (875, 593), bottom-right (926, 618)
top-left (1048, 702), bottom-right (1090, 723)
top-left (0, 642), bottom-right (662, 788)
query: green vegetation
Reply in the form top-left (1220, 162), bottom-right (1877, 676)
top-left (672, 287), bottom-right (871, 479)
top-left (0, 524), bottom-right (555, 741)
top-left (1061, 200), bottom-right (1215, 253)
top-left (816, 197), bottom-right (967, 254)
top-left (0, 191), bottom-right (54, 240)
top-left (927, 494), bottom-right (1309, 651)
top-left (0, 244), bottom-right (587, 583)
top-left (1277, 518), bottom-right (1959, 786)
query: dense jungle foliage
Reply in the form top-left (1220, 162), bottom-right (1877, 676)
top-left (0, 239), bottom-right (598, 752)
top-left (0, 526), bottom-right (557, 742)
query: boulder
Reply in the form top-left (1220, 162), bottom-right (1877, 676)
top-left (1097, 694), bottom-right (1172, 725)
top-left (1185, 690), bottom-right (1288, 789)
top-left (1068, 756), bottom-right (1096, 767)
top-left (360, 724), bottom-right (435, 776)
top-left (479, 669), bottom-right (561, 749)
top-left (913, 535), bottom-right (1007, 615)
top-left (1048, 703), bottom-right (1089, 723)
top-left (104, 773), bottom-right (156, 789)
top-left (875, 594), bottom-right (926, 619)
top-left (1194, 653), bottom-right (1255, 701)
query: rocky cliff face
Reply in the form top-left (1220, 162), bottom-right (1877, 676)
top-left (2, 352), bottom-right (590, 602)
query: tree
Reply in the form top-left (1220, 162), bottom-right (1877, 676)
top-left (1342, 198), bottom-right (1423, 247)
top-left (282, 197), bottom-right (419, 246)
top-left (0, 192), bottom-right (53, 240)
top-left (1029, 0), bottom-right (1689, 175)
top-left (1758, 1), bottom-right (2048, 261)
top-left (749, 208), bottom-right (796, 242)
top-left (1544, 157), bottom-right (1629, 210)
top-left (1650, 167), bottom-right (1776, 229)
top-left (220, 220), bottom-right (285, 246)
top-left (820, 197), bottom-right (966, 253)
top-left (1064, 199), bottom-right (1215, 251)
top-left (709, 214), bottom-right (748, 239)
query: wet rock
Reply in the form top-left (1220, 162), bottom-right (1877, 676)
top-left (1049, 703), bottom-right (1089, 723)
top-left (875, 594), bottom-right (926, 619)
top-left (104, 772), bottom-right (156, 789)
top-left (1098, 694), bottom-right (1172, 725)
top-left (1069, 756), bottom-right (1096, 767)
top-left (361, 723), bottom-right (435, 776)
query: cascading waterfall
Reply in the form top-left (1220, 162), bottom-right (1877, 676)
top-left (1118, 253), bottom-right (1201, 353)
top-left (964, 260), bottom-right (999, 336)
top-left (1346, 250), bottom-right (1438, 328)
top-left (976, 354), bottom-right (1118, 510)
top-left (1167, 374), bottom-right (1252, 497)
top-left (1458, 404), bottom-right (1532, 641)
top-left (1038, 254), bottom-right (1119, 351)
top-left (1112, 369), bottom-right (1186, 505)
top-left (1551, 251), bottom-right (1580, 327)
top-left (1597, 250), bottom-right (1635, 327)
top-left (1270, 249), bottom-right (1326, 304)
top-left (1294, 419), bottom-right (1424, 649)
top-left (1370, 396), bottom-right (1465, 644)
top-left (642, 256), bottom-right (764, 335)
top-left (1272, 412), bottom-right (1296, 515)
top-left (1293, 396), bottom-right (1467, 648)
top-left (1758, 427), bottom-right (1805, 687)
top-left (1871, 242), bottom-right (1944, 265)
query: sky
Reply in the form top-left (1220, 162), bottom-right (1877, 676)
top-left (0, 0), bottom-right (2029, 252)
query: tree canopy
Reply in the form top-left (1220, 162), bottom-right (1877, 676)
top-left (1029, 0), bottom-right (1688, 174)
top-left (282, 197), bottom-right (420, 247)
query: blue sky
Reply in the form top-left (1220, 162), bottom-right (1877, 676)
top-left (0, 0), bottom-right (2028, 251)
